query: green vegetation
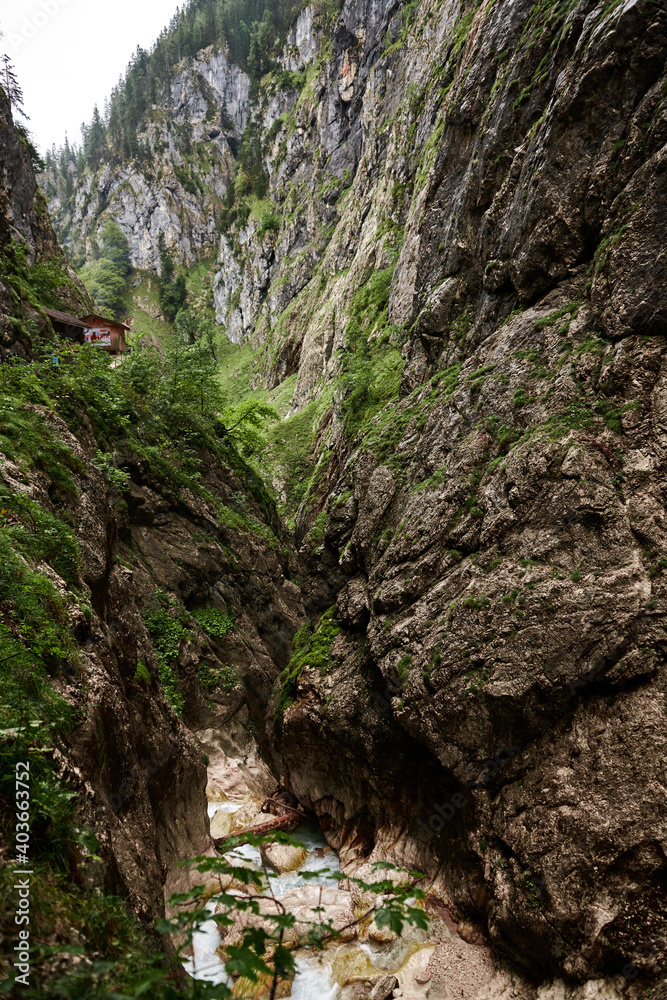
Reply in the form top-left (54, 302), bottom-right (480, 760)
top-left (192, 608), bottom-right (235, 637)
top-left (0, 237), bottom-right (82, 347)
top-left (142, 601), bottom-right (191, 714)
top-left (79, 221), bottom-right (132, 318)
top-left (143, 597), bottom-right (237, 712)
top-left (0, 329), bottom-right (276, 727)
top-left (384, 0), bottom-right (420, 56)
top-left (198, 661), bottom-right (239, 693)
top-left (214, 330), bottom-right (333, 519)
top-left (1, 781), bottom-right (428, 998)
top-left (337, 264), bottom-right (404, 436)
top-left (288, 607), bottom-right (340, 675)
top-left (466, 665), bottom-right (490, 695)
top-left (513, 386), bottom-right (538, 408)
top-left (267, 393), bottom-right (333, 518)
top-left (354, 364), bottom-right (459, 472)
top-left (133, 660), bottom-right (151, 685)
top-left (157, 231), bottom-right (187, 322)
top-left (123, 270), bottom-right (175, 346)
top-left (276, 607), bottom-right (340, 717)
top-left (153, 840), bottom-right (428, 1000)
top-left (222, 397), bottom-right (280, 457)
top-left (307, 510), bottom-right (327, 552)
top-left (0, 373), bottom-right (186, 1000)
top-left (533, 301), bottom-right (580, 330)
top-left (397, 653), bottom-right (412, 685)
top-left (461, 593), bottom-right (490, 611)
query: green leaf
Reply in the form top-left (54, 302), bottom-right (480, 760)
top-left (375, 907), bottom-right (405, 935)
top-left (406, 906), bottom-right (430, 930)
top-left (243, 926), bottom-right (271, 954)
top-left (225, 943), bottom-right (273, 981)
top-left (274, 945), bottom-right (296, 978)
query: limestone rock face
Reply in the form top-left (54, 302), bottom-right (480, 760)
top-left (41, 46), bottom-right (249, 270)
top-left (243, 0), bottom-right (667, 985)
top-left (271, 300), bottom-right (667, 981)
top-left (26, 0), bottom-right (667, 987)
top-left (175, 46), bottom-right (250, 135)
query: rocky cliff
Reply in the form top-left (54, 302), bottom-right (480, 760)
top-left (41, 44), bottom-right (249, 272)
top-left (225, 0), bottom-right (667, 985)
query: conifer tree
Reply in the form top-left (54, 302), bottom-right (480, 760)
top-left (1, 51), bottom-right (28, 119)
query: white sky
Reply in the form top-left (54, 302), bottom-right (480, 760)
top-left (0, 0), bottom-right (183, 153)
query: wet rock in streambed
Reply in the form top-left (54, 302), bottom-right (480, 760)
top-left (369, 974), bottom-right (398, 1000)
top-left (219, 885), bottom-right (358, 951)
top-left (260, 841), bottom-right (310, 873)
top-left (210, 809), bottom-right (235, 839)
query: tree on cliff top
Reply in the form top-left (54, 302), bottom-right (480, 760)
top-left (100, 220), bottom-right (132, 276)
top-left (1, 49), bottom-right (28, 119)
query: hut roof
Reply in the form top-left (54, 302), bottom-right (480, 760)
top-left (43, 308), bottom-right (93, 329)
top-left (80, 313), bottom-right (131, 331)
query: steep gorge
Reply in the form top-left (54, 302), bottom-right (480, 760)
top-left (2, 0), bottom-right (667, 994)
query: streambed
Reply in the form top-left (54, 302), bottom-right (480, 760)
top-left (184, 740), bottom-right (481, 1000)
top-left (185, 818), bottom-right (342, 995)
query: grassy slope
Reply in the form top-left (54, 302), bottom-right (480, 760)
top-left (124, 270), bottom-right (175, 347)
top-left (124, 258), bottom-right (220, 348)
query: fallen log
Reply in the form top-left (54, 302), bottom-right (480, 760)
top-left (213, 809), bottom-right (308, 850)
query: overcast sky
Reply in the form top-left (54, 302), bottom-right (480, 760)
top-left (1, 0), bottom-right (182, 153)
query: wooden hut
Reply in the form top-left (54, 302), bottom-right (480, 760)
top-left (79, 314), bottom-right (131, 355)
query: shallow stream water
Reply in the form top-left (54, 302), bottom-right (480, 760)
top-left (185, 818), bottom-right (342, 997)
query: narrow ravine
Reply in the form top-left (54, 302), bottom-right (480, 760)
top-left (184, 732), bottom-right (343, 997)
top-left (183, 729), bottom-right (506, 1000)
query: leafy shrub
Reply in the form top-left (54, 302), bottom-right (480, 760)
top-left (256, 210), bottom-right (281, 240)
top-left (133, 661), bottom-right (151, 685)
top-left (0, 237), bottom-right (78, 318)
top-left (92, 450), bottom-right (131, 490)
top-left (461, 594), bottom-right (490, 610)
top-left (0, 396), bottom-right (83, 499)
top-left (198, 661), bottom-right (238, 693)
top-left (276, 609), bottom-right (340, 719)
top-left (142, 604), bottom-right (190, 715)
top-left (0, 487), bottom-right (80, 587)
top-left (143, 605), bottom-right (189, 661)
top-left (0, 535), bottom-right (77, 673)
top-left (156, 659), bottom-right (184, 716)
top-left (192, 608), bottom-right (235, 638)
top-left (289, 607), bottom-right (340, 676)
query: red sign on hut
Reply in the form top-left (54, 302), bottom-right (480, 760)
top-left (84, 327), bottom-right (111, 346)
